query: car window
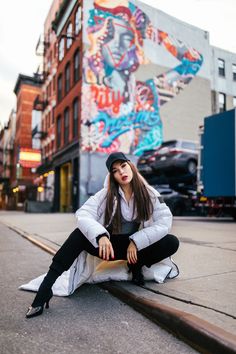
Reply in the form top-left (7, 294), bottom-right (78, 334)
top-left (161, 140), bottom-right (177, 148)
top-left (181, 142), bottom-right (197, 150)
top-left (142, 149), bottom-right (156, 156)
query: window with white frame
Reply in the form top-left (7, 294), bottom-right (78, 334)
top-left (232, 64), bottom-right (236, 81)
top-left (59, 38), bottom-right (64, 61)
top-left (65, 62), bottom-right (71, 94)
top-left (218, 58), bottom-right (225, 77)
top-left (57, 74), bottom-right (63, 102)
top-left (219, 92), bottom-right (226, 112)
top-left (66, 23), bottom-right (73, 49)
top-left (73, 98), bottom-right (79, 138)
top-left (64, 108), bottom-right (70, 145)
top-left (73, 49), bottom-right (80, 83)
top-left (75, 6), bottom-right (82, 35)
top-left (57, 115), bottom-right (61, 148)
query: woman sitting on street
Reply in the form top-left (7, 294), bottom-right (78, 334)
top-left (26, 152), bottom-right (179, 318)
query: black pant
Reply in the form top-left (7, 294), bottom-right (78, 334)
top-left (51, 228), bottom-right (179, 274)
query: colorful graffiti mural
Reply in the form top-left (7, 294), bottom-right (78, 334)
top-left (81, 0), bottom-right (203, 156)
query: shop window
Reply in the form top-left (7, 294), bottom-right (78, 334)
top-left (218, 58), bottom-right (225, 77)
top-left (64, 108), bottom-right (70, 145)
top-left (219, 92), bottom-right (226, 112)
top-left (75, 6), bottom-right (82, 35)
top-left (65, 62), bottom-right (71, 94)
top-left (73, 49), bottom-right (80, 83)
top-left (73, 98), bottom-right (79, 138)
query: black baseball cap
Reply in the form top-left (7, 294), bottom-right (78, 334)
top-left (106, 152), bottom-right (129, 172)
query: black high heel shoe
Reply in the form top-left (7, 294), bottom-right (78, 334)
top-left (26, 289), bottom-right (53, 318)
top-left (128, 263), bottom-right (145, 286)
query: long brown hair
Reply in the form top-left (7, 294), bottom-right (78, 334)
top-left (104, 161), bottom-right (154, 233)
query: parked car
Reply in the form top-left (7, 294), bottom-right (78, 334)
top-left (153, 184), bottom-right (197, 216)
top-left (150, 140), bottom-right (198, 176)
top-left (137, 149), bottom-right (160, 175)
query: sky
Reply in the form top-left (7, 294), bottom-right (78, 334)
top-left (0, 0), bottom-right (235, 127)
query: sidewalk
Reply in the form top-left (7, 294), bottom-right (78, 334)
top-left (1, 211), bottom-right (236, 353)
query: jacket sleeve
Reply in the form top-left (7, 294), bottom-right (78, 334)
top-left (75, 189), bottom-right (109, 248)
top-left (129, 192), bottom-right (173, 251)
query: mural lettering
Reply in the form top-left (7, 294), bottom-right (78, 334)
top-left (82, 0), bottom-right (203, 156)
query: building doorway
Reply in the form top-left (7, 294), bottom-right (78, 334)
top-left (60, 162), bottom-right (72, 212)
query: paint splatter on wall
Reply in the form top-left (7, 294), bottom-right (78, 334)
top-left (81, 0), bottom-right (203, 156)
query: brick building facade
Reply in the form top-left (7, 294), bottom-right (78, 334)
top-left (1, 0), bottom-right (236, 211)
top-left (12, 75), bottom-right (43, 209)
top-left (51, 0), bottom-right (82, 212)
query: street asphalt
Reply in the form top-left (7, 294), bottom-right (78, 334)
top-left (0, 211), bottom-right (235, 353)
top-left (0, 221), bottom-right (198, 354)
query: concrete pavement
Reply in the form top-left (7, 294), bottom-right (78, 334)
top-left (1, 223), bottom-right (198, 354)
top-left (0, 211), bottom-right (236, 353)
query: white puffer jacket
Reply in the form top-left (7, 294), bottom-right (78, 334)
top-left (20, 180), bottom-right (179, 296)
top-left (75, 183), bottom-right (173, 251)
top-left (20, 182), bottom-right (178, 296)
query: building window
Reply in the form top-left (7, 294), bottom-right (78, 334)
top-left (45, 114), bottom-right (48, 129)
top-left (64, 108), bottom-right (70, 145)
top-left (48, 111), bottom-right (51, 127)
top-left (59, 38), bottom-right (64, 61)
top-left (54, 43), bottom-right (57, 59)
top-left (73, 50), bottom-right (80, 83)
top-left (52, 107), bottom-right (55, 124)
top-left (75, 6), bottom-right (82, 35)
top-left (233, 97), bottom-right (236, 107)
top-left (65, 62), bottom-right (71, 94)
top-left (219, 92), bottom-right (226, 112)
top-left (66, 22), bottom-right (73, 49)
top-left (53, 75), bottom-right (56, 92)
top-left (73, 98), bottom-right (79, 138)
top-left (218, 58), bottom-right (225, 77)
top-left (48, 82), bottom-right (51, 98)
top-left (57, 74), bottom-right (63, 102)
top-left (57, 116), bottom-right (61, 148)
top-left (233, 64), bottom-right (236, 81)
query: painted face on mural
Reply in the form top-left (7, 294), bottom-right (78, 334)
top-left (102, 18), bottom-right (137, 71)
top-left (82, 2), bottom-right (204, 156)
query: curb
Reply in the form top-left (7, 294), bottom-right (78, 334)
top-left (101, 282), bottom-right (236, 354)
top-left (5, 222), bottom-right (236, 354)
top-left (7, 224), bottom-right (57, 255)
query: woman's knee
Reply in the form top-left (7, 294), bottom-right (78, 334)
top-left (165, 234), bottom-right (179, 253)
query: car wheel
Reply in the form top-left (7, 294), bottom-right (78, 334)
top-left (186, 160), bottom-right (197, 175)
top-left (171, 201), bottom-right (185, 216)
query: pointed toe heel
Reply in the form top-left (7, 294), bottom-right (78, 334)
top-left (26, 305), bottom-right (44, 318)
top-left (25, 289), bottom-right (53, 319)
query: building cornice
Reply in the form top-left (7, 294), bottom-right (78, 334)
top-left (52, 0), bottom-right (78, 36)
top-left (14, 74), bottom-right (43, 95)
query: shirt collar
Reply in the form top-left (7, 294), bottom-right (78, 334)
top-left (118, 186), bottom-right (134, 204)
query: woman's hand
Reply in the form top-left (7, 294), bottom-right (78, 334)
top-left (98, 236), bottom-right (114, 260)
top-left (127, 241), bottom-right (138, 264)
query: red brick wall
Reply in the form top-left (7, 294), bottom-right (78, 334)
top-left (54, 1), bottom-right (83, 151)
top-left (14, 84), bottom-right (42, 181)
